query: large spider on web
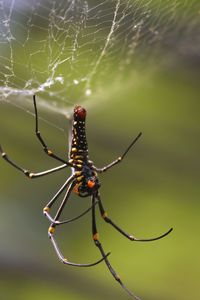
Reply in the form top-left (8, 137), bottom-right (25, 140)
top-left (0, 95), bottom-right (173, 299)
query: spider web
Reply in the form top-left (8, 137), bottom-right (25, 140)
top-left (0, 0), bottom-right (199, 117)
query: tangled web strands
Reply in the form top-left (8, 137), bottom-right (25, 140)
top-left (0, 0), bottom-right (199, 110)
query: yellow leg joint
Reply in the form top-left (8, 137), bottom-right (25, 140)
top-left (102, 212), bottom-right (108, 219)
top-left (48, 226), bottom-right (55, 234)
top-left (93, 233), bottom-right (99, 241)
top-left (116, 274), bottom-right (121, 280)
top-left (47, 150), bottom-right (53, 155)
top-left (43, 207), bottom-right (50, 213)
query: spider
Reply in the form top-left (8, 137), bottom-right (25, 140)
top-left (0, 95), bottom-right (173, 299)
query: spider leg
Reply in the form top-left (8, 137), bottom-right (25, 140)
top-left (44, 175), bottom-right (99, 225)
top-left (33, 95), bottom-right (72, 166)
top-left (93, 132), bottom-right (142, 173)
top-left (0, 144), bottom-right (67, 178)
top-left (53, 199), bottom-right (99, 225)
top-left (97, 192), bottom-right (173, 242)
top-left (50, 234), bottom-right (110, 267)
top-left (48, 183), bottom-right (110, 267)
top-left (43, 174), bottom-right (76, 220)
top-left (91, 194), bottom-right (141, 300)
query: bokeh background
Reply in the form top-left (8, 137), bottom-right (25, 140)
top-left (0, 1), bottom-right (200, 300)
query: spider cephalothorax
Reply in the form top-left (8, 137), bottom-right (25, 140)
top-left (73, 164), bottom-right (101, 197)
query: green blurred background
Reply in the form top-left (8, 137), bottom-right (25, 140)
top-left (0, 1), bottom-right (200, 300)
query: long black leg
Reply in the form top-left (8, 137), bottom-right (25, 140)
top-left (53, 181), bottom-right (75, 222)
top-left (97, 193), bottom-right (173, 242)
top-left (0, 144), bottom-right (67, 178)
top-left (50, 234), bottom-right (110, 267)
top-left (33, 95), bottom-right (72, 166)
top-left (91, 194), bottom-right (141, 300)
top-left (46, 199), bottom-right (99, 225)
top-left (93, 132), bottom-right (142, 173)
top-left (48, 183), bottom-right (109, 267)
top-left (43, 174), bottom-right (75, 219)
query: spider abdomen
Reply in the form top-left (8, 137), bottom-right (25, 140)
top-left (70, 106), bottom-right (88, 161)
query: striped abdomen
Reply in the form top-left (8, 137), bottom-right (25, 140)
top-left (70, 106), bottom-right (88, 164)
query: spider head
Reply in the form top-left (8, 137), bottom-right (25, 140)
top-left (74, 105), bottom-right (86, 120)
